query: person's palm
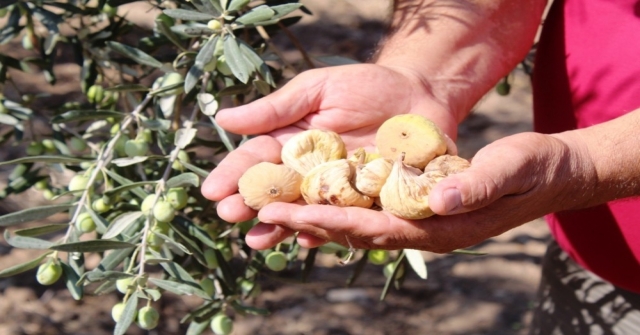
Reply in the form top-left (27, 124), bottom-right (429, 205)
top-left (201, 64), bottom-right (457, 248)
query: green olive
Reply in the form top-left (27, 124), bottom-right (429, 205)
top-left (111, 302), bottom-right (126, 322)
top-left (102, 4), bottom-right (117, 17)
top-left (36, 260), bottom-right (63, 285)
top-left (157, 72), bottom-right (184, 96)
top-left (26, 141), bottom-right (44, 156)
top-left (92, 198), bottom-right (111, 213)
top-left (383, 262), bottom-right (405, 279)
top-left (203, 249), bottom-right (219, 269)
top-left (215, 239), bottom-right (233, 261)
top-left (124, 139), bottom-right (149, 157)
top-left (216, 55), bottom-right (233, 76)
top-left (0, 101), bottom-right (8, 114)
top-left (207, 20), bottom-right (222, 31)
top-left (42, 189), bottom-right (55, 200)
top-left (41, 139), bottom-right (57, 153)
top-left (68, 175), bottom-right (90, 192)
top-left (137, 306), bottom-right (160, 330)
top-left (367, 250), bottom-right (389, 265)
top-left (210, 313), bottom-right (233, 335)
top-left (116, 277), bottom-right (134, 294)
top-left (147, 229), bottom-right (165, 249)
top-left (141, 194), bottom-right (158, 214)
top-left (22, 35), bottom-right (34, 50)
top-left (166, 188), bottom-right (188, 210)
top-left (114, 136), bottom-right (129, 157)
top-left (265, 251), bottom-right (287, 272)
top-left (68, 137), bottom-right (87, 152)
top-left (34, 179), bottom-right (48, 190)
top-left (87, 85), bottom-right (104, 104)
top-left (171, 150), bottom-right (190, 171)
top-left (240, 279), bottom-right (260, 298)
top-left (200, 277), bottom-right (215, 296)
top-left (152, 200), bottom-right (175, 223)
top-left (75, 212), bottom-right (96, 234)
top-left (213, 38), bottom-right (224, 57)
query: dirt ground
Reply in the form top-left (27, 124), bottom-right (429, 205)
top-left (0, 1), bottom-right (550, 334)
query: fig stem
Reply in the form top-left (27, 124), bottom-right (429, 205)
top-left (339, 235), bottom-right (356, 265)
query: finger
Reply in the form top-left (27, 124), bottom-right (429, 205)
top-left (215, 194), bottom-right (257, 223)
top-left (428, 143), bottom-right (536, 215)
top-left (259, 202), bottom-right (393, 243)
top-left (245, 222), bottom-right (296, 250)
top-left (296, 233), bottom-right (327, 249)
top-left (201, 136), bottom-right (282, 201)
top-left (216, 70), bottom-right (326, 135)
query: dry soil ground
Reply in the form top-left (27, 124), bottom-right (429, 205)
top-left (0, 1), bottom-right (550, 334)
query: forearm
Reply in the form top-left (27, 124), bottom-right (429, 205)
top-left (375, 0), bottom-right (547, 121)
top-left (556, 109), bottom-right (640, 208)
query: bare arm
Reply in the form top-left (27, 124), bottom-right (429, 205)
top-left (375, 0), bottom-right (548, 122)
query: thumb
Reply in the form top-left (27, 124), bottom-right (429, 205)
top-left (215, 69), bottom-right (326, 135)
top-left (428, 156), bottom-right (531, 215)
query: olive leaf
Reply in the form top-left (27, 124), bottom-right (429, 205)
top-left (4, 230), bottom-right (55, 249)
top-left (102, 211), bottom-right (144, 240)
top-left (0, 252), bottom-right (53, 278)
top-left (223, 35), bottom-right (252, 83)
top-left (51, 240), bottom-right (137, 253)
top-left (114, 292), bottom-right (139, 335)
top-left (404, 248), bottom-right (428, 279)
top-left (235, 5), bottom-right (275, 25)
top-left (14, 224), bottom-right (69, 237)
top-left (163, 9), bottom-right (216, 21)
top-left (174, 128), bottom-right (198, 149)
top-left (51, 110), bottom-right (125, 123)
top-left (167, 172), bottom-right (200, 188)
top-left (0, 203), bottom-right (73, 227)
top-left (106, 41), bottom-right (164, 69)
top-left (149, 278), bottom-right (211, 300)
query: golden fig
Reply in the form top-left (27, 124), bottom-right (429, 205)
top-left (379, 153), bottom-right (440, 220)
top-left (301, 159), bottom-right (373, 208)
top-left (281, 129), bottom-right (347, 176)
top-left (238, 162), bottom-right (302, 210)
top-left (423, 154), bottom-right (471, 175)
top-left (348, 147), bottom-right (381, 164)
top-left (375, 114), bottom-right (447, 169)
top-left (354, 157), bottom-right (393, 197)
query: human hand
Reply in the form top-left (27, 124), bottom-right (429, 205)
top-left (201, 63), bottom-right (459, 249)
top-left (253, 131), bottom-right (596, 253)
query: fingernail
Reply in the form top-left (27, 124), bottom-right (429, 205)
top-left (442, 188), bottom-right (462, 214)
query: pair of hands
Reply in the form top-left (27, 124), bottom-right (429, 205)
top-left (201, 64), bottom-right (593, 253)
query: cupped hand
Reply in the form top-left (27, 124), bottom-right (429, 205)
top-left (254, 131), bottom-right (597, 253)
top-left (201, 63), bottom-right (458, 249)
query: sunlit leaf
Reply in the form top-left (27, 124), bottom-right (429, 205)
top-left (0, 203), bottom-right (72, 227)
top-left (114, 292), bottom-right (139, 335)
top-left (0, 252), bottom-right (52, 278)
top-left (163, 9), bottom-right (216, 21)
top-left (223, 35), bottom-right (251, 83)
top-left (167, 172), bottom-right (200, 188)
top-left (174, 128), bottom-right (198, 149)
top-left (107, 41), bottom-right (164, 69)
top-left (0, 155), bottom-right (89, 166)
top-left (197, 93), bottom-right (219, 116)
top-left (14, 224), bottom-right (69, 237)
top-left (102, 211), bottom-right (144, 240)
top-left (236, 5), bottom-right (275, 25)
top-left (61, 262), bottom-right (84, 300)
top-left (51, 240), bottom-right (137, 253)
top-left (51, 110), bottom-right (125, 123)
top-left (149, 278), bottom-right (211, 300)
top-left (4, 230), bottom-right (55, 249)
top-left (404, 249), bottom-right (428, 279)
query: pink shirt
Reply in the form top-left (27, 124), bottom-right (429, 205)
top-left (533, 0), bottom-right (640, 292)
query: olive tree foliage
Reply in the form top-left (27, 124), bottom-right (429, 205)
top-left (0, 0), bottom-right (448, 333)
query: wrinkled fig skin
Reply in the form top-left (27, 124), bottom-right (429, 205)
top-left (301, 159), bottom-right (374, 208)
top-left (375, 114), bottom-right (448, 170)
top-left (281, 129), bottom-right (347, 176)
top-left (424, 154), bottom-right (471, 175)
top-left (355, 157), bottom-right (393, 197)
top-left (379, 155), bottom-right (439, 220)
top-left (238, 162), bottom-right (303, 210)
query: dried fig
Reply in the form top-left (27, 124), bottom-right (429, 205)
top-left (300, 159), bottom-right (373, 208)
top-left (354, 157), bottom-right (393, 197)
top-left (281, 129), bottom-right (347, 176)
top-left (379, 153), bottom-right (440, 220)
top-left (238, 162), bottom-right (302, 210)
top-left (375, 114), bottom-right (447, 169)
